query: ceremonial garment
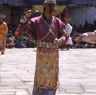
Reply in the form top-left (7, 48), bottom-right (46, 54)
top-left (16, 15), bottom-right (67, 95)
top-left (28, 15), bottom-right (67, 95)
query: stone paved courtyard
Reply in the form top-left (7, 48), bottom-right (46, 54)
top-left (0, 48), bottom-right (96, 95)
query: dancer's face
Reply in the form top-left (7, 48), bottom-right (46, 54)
top-left (43, 2), bottom-right (56, 15)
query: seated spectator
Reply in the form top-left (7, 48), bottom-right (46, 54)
top-left (6, 37), bottom-right (14, 48)
top-left (6, 34), bottom-right (15, 48)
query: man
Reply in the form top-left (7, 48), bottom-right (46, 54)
top-left (15, 9), bottom-right (33, 35)
top-left (60, 12), bottom-right (73, 50)
top-left (0, 14), bottom-right (8, 54)
top-left (15, 0), bottom-right (67, 94)
top-left (63, 17), bottom-right (73, 49)
top-left (15, 9), bottom-right (34, 48)
top-left (30, 0), bottom-right (67, 94)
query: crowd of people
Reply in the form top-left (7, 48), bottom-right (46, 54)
top-left (6, 7), bottom-right (40, 49)
top-left (7, 21), bottom-right (96, 50)
top-left (0, 1), bottom-right (96, 54)
top-left (6, 6), bottom-right (73, 50)
top-left (71, 20), bottom-right (96, 48)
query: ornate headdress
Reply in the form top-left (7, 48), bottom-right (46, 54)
top-left (43, 0), bottom-right (57, 4)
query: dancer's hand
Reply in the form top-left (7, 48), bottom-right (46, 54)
top-left (58, 39), bottom-right (62, 44)
top-left (58, 37), bottom-right (66, 44)
top-left (54, 38), bottom-right (59, 44)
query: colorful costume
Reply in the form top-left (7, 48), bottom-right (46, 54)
top-left (15, 0), bottom-right (67, 94)
top-left (26, 15), bottom-right (67, 95)
top-left (0, 22), bottom-right (8, 54)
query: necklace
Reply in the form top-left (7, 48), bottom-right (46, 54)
top-left (42, 16), bottom-right (52, 32)
top-left (49, 27), bottom-right (53, 33)
top-left (40, 16), bottom-right (57, 40)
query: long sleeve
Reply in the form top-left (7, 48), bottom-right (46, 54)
top-left (57, 19), bottom-right (68, 44)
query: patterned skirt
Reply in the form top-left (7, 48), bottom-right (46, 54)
top-left (32, 42), bottom-right (59, 95)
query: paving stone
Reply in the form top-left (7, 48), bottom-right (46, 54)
top-left (16, 89), bottom-right (29, 95)
top-left (0, 87), bottom-right (16, 95)
top-left (0, 48), bottom-right (96, 95)
top-left (81, 94), bottom-right (96, 95)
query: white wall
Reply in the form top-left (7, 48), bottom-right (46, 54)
top-left (68, 6), bottom-right (96, 26)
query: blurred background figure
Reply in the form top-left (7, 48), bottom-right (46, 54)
top-left (6, 33), bottom-right (15, 48)
top-left (63, 17), bottom-right (73, 50)
top-left (60, 9), bottom-right (73, 50)
top-left (0, 13), bottom-right (8, 54)
top-left (74, 31), bottom-right (96, 48)
top-left (20, 9), bottom-right (33, 24)
top-left (14, 7), bottom-right (36, 48)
